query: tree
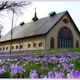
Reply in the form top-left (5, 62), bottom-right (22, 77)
top-left (0, 1), bottom-right (31, 11)
top-left (0, 1), bottom-right (31, 54)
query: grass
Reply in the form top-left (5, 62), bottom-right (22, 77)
top-left (0, 48), bottom-right (80, 58)
top-left (24, 61), bottom-right (57, 78)
top-left (31, 48), bottom-right (80, 56)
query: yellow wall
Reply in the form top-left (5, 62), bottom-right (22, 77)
top-left (0, 36), bottom-right (46, 52)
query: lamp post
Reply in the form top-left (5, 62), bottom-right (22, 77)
top-left (10, 9), bottom-right (15, 54)
top-left (0, 25), bottom-right (3, 39)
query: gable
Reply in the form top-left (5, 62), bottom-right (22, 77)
top-left (46, 12), bottom-right (80, 48)
top-left (46, 11), bottom-right (80, 37)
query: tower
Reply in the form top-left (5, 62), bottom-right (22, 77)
top-left (32, 8), bottom-right (38, 22)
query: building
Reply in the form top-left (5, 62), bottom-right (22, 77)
top-left (0, 11), bottom-right (80, 53)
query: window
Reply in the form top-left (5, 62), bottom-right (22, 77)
top-left (58, 27), bottom-right (73, 48)
top-left (39, 43), bottom-right (43, 47)
top-left (3, 47), bottom-right (5, 50)
top-left (6, 47), bottom-right (8, 50)
top-left (12, 46), bottom-right (14, 49)
top-left (50, 37), bottom-right (54, 49)
top-left (28, 44), bottom-right (31, 48)
top-left (0, 48), bottom-right (1, 50)
top-left (20, 45), bottom-right (23, 49)
top-left (63, 18), bottom-right (69, 24)
top-left (33, 43), bottom-right (36, 47)
top-left (16, 45), bottom-right (18, 49)
top-left (76, 41), bottom-right (79, 48)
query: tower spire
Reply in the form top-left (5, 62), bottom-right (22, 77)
top-left (32, 7), bottom-right (38, 22)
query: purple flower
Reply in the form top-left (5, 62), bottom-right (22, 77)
top-left (0, 66), bottom-right (6, 75)
top-left (17, 66), bottom-right (24, 74)
top-left (10, 64), bottom-right (18, 77)
top-left (48, 59), bottom-right (53, 64)
top-left (69, 63), bottom-right (74, 68)
top-left (47, 71), bottom-right (54, 78)
top-left (10, 64), bottom-right (24, 77)
top-left (53, 67), bottom-right (56, 72)
top-left (29, 70), bottom-right (38, 78)
top-left (55, 72), bottom-right (64, 78)
top-left (62, 63), bottom-right (68, 69)
top-left (67, 70), bottom-right (80, 78)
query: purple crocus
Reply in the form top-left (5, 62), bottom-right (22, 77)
top-left (69, 63), bottom-right (74, 68)
top-left (10, 64), bottom-right (18, 77)
top-left (10, 64), bottom-right (24, 77)
top-left (55, 72), bottom-right (64, 78)
top-left (67, 70), bottom-right (80, 78)
top-left (29, 70), bottom-right (38, 78)
top-left (53, 67), bottom-right (56, 72)
top-left (47, 71), bottom-right (54, 78)
top-left (0, 66), bottom-right (6, 75)
top-left (17, 66), bottom-right (24, 74)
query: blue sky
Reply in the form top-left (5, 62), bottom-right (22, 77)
top-left (0, 1), bottom-right (80, 35)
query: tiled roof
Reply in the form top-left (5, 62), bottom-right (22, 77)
top-left (0, 11), bottom-right (79, 42)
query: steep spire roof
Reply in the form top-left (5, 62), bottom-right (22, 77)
top-left (32, 8), bottom-right (38, 22)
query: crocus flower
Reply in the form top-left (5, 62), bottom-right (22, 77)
top-left (10, 64), bottom-right (18, 77)
top-left (55, 72), bottom-right (64, 78)
top-left (29, 70), bottom-right (38, 78)
top-left (67, 70), bottom-right (80, 78)
top-left (69, 63), bottom-right (74, 68)
top-left (17, 66), bottom-right (24, 74)
top-left (47, 71), bottom-right (54, 78)
top-left (53, 67), bottom-right (56, 72)
top-left (0, 66), bottom-right (6, 75)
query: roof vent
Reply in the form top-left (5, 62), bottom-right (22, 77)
top-left (20, 22), bottom-right (25, 26)
top-left (49, 11), bottom-right (56, 17)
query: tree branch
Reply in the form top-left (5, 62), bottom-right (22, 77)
top-left (0, 1), bottom-right (31, 11)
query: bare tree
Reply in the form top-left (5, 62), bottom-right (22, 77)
top-left (0, 1), bottom-right (31, 54)
top-left (0, 1), bottom-right (31, 11)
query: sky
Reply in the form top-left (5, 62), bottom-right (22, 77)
top-left (0, 1), bottom-right (80, 36)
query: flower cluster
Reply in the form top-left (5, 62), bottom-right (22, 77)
top-left (0, 52), bottom-right (79, 78)
top-left (10, 64), bottom-right (24, 77)
top-left (0, 66), bottom-right (6, 75)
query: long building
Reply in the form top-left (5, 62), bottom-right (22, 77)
top-left (0, 11), bottom-right (80, 53)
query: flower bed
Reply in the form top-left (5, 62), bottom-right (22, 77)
top-left (0, 53), bottom-right (80, 78)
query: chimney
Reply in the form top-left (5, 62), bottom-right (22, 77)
top-left (20, 22), bottom-right (25, 26)
top-left (49, 11), bottom-right (56, 17)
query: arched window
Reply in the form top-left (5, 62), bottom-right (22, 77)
top-left (76, 40), bottom-right (79, 48)
top-left (50, 37), bottom-right (54, 49)
top-left (58, 27), bottom-right (73, 48)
